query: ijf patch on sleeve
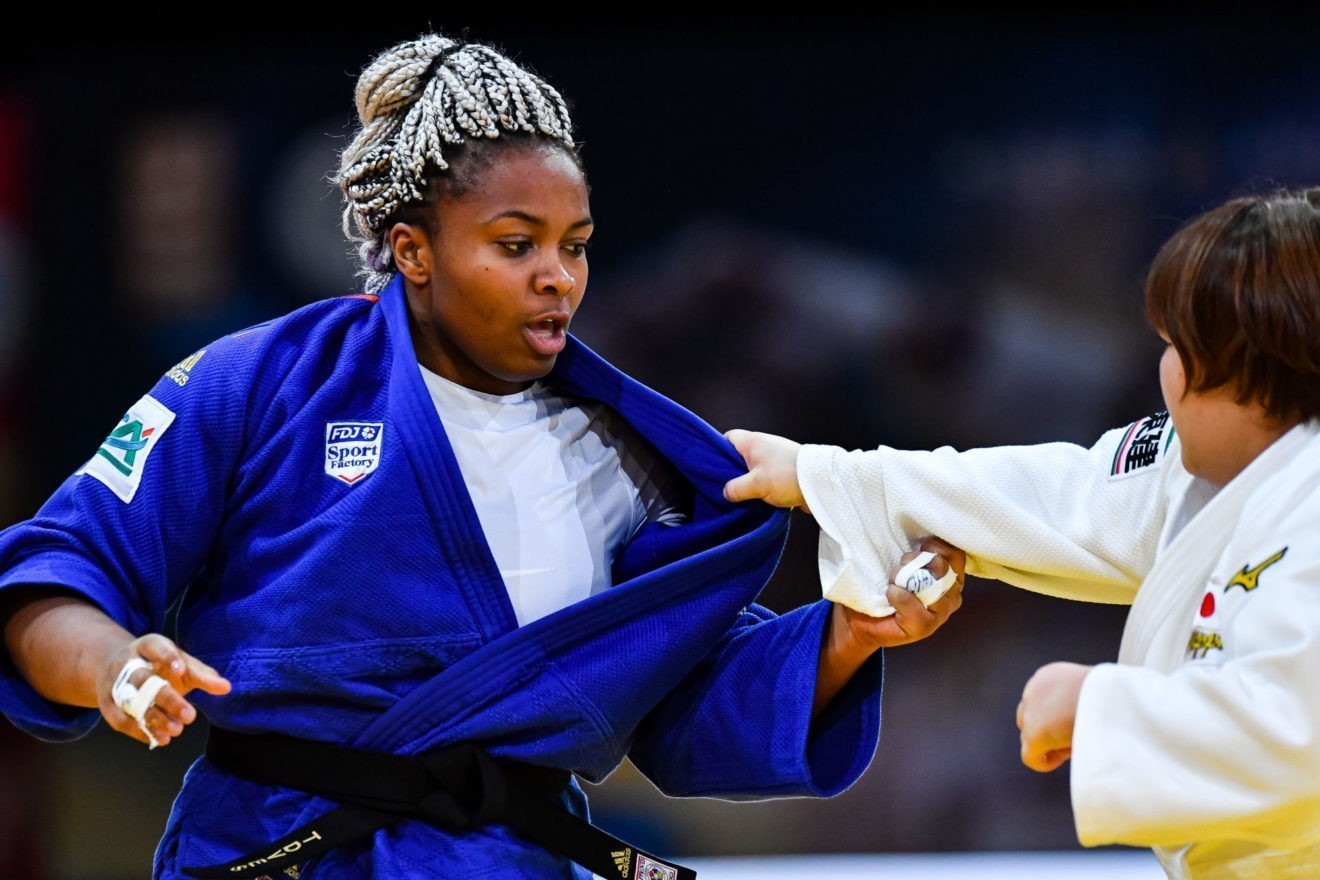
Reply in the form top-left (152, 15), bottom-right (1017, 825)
top-left (77, 394), bottom-right (176, 502)
top-left (1108, 410), bottom-right (1175, 480)
top-left (325, 421), bottom-right (383, 485)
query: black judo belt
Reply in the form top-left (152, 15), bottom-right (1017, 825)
top-left (182, 727), bottom-right (696, 880)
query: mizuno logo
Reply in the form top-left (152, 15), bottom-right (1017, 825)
top-left (1225, 547), bottom-right (1287, 593)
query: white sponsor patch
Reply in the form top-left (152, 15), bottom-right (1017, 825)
top-left (77, 394), bottom-right (176, 502)
top-left (325, 421), bottom-right (383, 485)
top-left (1108, 410), bottom-right (1174, 480)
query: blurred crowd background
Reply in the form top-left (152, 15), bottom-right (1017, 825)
top-left (3, 10), bottom-right (1320, 878)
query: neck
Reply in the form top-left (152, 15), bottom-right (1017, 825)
top-left (1202, 418), bottom-right (1297, 488)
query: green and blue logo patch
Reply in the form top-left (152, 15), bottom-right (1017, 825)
top-left (78, 394), bottom-right (176, 502)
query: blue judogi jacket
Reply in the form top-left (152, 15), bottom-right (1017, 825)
top-left (0, 275), bottom-right (884, 878)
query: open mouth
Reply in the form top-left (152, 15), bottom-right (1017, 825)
top-left (524, 316), bottom-right (568, 356)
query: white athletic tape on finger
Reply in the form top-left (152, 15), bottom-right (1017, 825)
top-left (894, 550), bottom-right (958, 608)
top-left (110, 657), bottom-right (163, 750)
top-left (128, 674), bottom-right (168, 722)
top-left (111, 658), bottom-right (152, 712)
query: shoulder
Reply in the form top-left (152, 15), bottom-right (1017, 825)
top-left (153, 295), bottom-right (384, 397)
top-left (204, 293), bottom-right (382, 369)
top-left (1100, 410), bottom-right (1179, 480)
top-left (134, 294), bottom-right (386, 445)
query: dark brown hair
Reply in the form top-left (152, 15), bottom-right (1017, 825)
top-left (1145, 187), bottom-right (1320, 423)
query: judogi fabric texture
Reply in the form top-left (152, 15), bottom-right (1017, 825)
top-left (798, 417), bottom-right (1320, 879)
top-left (0, 275), bottom-right (884, 879)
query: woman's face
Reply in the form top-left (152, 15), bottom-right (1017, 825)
top-left (401, 142), bottom-right (592, 395)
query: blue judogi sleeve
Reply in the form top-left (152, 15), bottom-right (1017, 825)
top-left (630, 600), bottom-right (883, 800)
top-left (0, 298), bottom-right (377, 742)
top-left (0, 327), bottom-right (251, 740)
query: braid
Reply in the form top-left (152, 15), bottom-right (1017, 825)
top-left (335, 34), bottom-right (578, 293)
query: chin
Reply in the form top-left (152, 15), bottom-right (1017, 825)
top-left (500, 360), bottom-right (556, 388)
top-left (522, 356), bottom-right (560, 379)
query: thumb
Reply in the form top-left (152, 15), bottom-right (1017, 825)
top-left (724, 472), bottom-right (759, 504)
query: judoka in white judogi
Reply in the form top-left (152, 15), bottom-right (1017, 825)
top-left (794, 411), bottom-right (1320, 879)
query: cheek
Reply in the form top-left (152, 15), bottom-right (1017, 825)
top-left (572, 264), bottom-right (588, 304)
top-left (1159, 348), bottom-right (1184, 408)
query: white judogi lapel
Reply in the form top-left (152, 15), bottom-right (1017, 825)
top-left (1118, 424), bottom-right (1315, 672)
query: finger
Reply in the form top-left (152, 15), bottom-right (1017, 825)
top-left (152, 683), bottom-right (199, 726)
top-left (885, 585), bottom-right (933, 639)
top-left (831, 600), bottom-right (900, 646)
top-left (144, 703), bottom-right (185, 740)
top-left (103, 700), bottom-right (169, 748)
top-left (1023, 747), bottom-right (1068, 773)
top-left (886, 583), bottom-right (923, 613)
top-left (886, 549), bottom-right (924, 584)
top-left (180, 653), bottom-right (232, 696)
top-left (917, 536), bottom-right (967, 576)
top-left (926, 580), bottom-right (964, 618)
top-left (723, 428), bottom-right (753, 456)
top-left (111, 714), bottom-right (159, 747)
top-left (1020, 735), bottom-right (1056, 773)
top-left (134, 633), bottom-right (188, 677)
top-left (723, 472), bottom-right (758, 504)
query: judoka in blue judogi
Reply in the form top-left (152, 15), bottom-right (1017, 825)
top-left (0, 31), bottom-right (964, 880)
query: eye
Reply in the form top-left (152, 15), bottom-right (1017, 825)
top-left (563, 241), bottom-right (590, 258)
top-left (498, 240), bottom-right (533, 255)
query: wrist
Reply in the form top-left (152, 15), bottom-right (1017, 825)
top-left (824, 604), bottom-right (879, 669)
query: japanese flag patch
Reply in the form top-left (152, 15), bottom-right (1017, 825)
top-left (1109, 410), bottom-right (1174, 479)
top-left (77, 394), bottom-right (176, 502)
top-left (325, 421), bottom-right (383, 485)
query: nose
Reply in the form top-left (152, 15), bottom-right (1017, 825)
top-left (534, 255), bottom-right (576, 297)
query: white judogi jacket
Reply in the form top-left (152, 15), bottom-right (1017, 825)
top-left (797, 414), bottom-right (1320, 880)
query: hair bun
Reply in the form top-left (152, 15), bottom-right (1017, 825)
top-left (354, 34), bottom-right (457, 125)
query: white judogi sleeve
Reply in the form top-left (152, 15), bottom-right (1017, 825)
top-left (797, 414), bottom-right (1186, 614)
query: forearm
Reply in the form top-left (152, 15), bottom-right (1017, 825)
top-left (812, 608), bottom-right (873, 718)
top-left (2, 589), bottom-right (132, 709)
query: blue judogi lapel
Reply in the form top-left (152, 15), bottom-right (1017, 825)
top-left (358, 274), bottom-right (791, 771)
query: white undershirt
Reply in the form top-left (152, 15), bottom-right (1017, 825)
top-left (420, 365), bottom-right (685, 626)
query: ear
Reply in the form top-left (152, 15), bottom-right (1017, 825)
top-left (389, 222), bottom-right (432, 286)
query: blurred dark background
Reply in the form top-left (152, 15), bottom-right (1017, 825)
top-left (3, 9), bottom-right (1319, 877)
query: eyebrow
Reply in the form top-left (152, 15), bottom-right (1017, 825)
top-left (483, 210), bottom-right (594, 229)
